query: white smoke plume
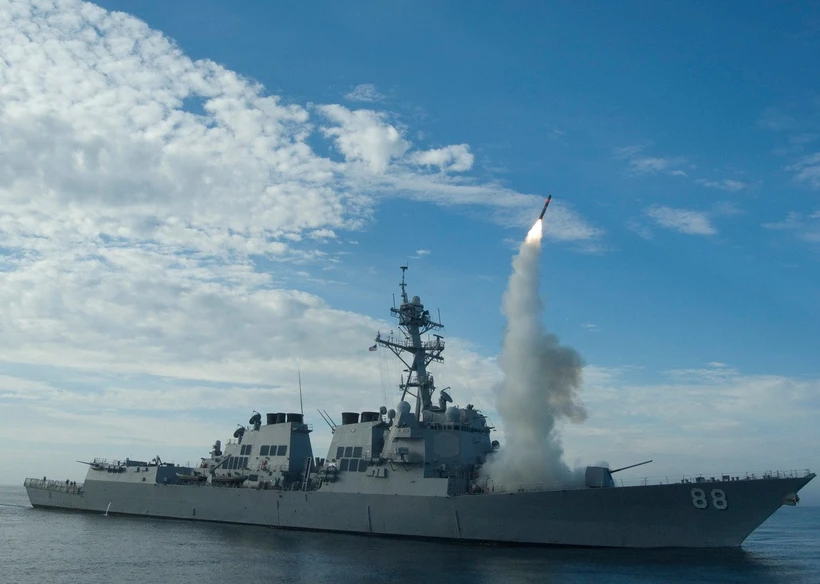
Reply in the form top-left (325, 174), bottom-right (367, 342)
top-left (483, 220), bottom-right (587, 488)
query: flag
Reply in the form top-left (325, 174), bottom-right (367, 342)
top-left (368, 344), bottom-right (377, 352)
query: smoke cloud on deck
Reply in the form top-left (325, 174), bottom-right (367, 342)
top-left (483, 219), bottom-right (587, 488)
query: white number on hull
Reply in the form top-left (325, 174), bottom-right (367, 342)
top-left (690, 488), bottom-right (708, 508)
top-left (690, 488), bottom-right (728, 509)
top-left (711, 488), bottom-right (728, 509)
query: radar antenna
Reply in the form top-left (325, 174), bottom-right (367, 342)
top-left (399, 265), bottom-right (409, 304)
top-left (375, 266), bottom-right (445, 418)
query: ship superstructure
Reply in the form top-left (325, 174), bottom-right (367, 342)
top-left (25, 268), bottom-right (815, 548)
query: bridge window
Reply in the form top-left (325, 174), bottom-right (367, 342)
top-left (358, 459), bottom-right (368, 472)
top-left (344, 447), bottom-right (353, 458)
top-left (277, 445), bottom-right (287, 457)
top-left (353, 447), bottom-right (363, 458)
top-left (260, 445), bottom-right (270, 456)
top-left (339, 459), bottom-right (349, 472)
top-left (336, 447), bottom-right (344, 460)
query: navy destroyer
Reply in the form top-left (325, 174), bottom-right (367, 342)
top-left (25, 267), bottom-right (814, 548)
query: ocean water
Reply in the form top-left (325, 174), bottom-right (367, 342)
top-left (1, 485), bottom-right (818, 584)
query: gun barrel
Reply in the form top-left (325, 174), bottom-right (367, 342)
top-left (538, 195), bottom-right (552, 220)
top-left (610, 460), bottom-right (653, 474)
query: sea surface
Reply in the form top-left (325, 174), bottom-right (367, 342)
top-left (1, 485), bottom-right (818, 584)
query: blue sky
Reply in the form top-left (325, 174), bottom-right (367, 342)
top-left (0, 0), bottom-right (818, 503)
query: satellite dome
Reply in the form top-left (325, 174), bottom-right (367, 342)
top-left (397, 401), bottom-right (411, 414)
top-left (411, 296), bottom-right (421, 305)
top-left (445, 406), bottom-right (460, 422)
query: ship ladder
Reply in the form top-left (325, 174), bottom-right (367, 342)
top-left (301, 457), bottom-right (312, 491)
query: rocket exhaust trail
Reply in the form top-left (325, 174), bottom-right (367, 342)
top-left (483, 197), bottom-right (587, 488)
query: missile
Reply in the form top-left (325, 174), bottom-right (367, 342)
top-left (538, 195), bottom-right (552, 220)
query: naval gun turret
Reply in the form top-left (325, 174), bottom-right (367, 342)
top-left (585, 460), bottom-right (653, 488)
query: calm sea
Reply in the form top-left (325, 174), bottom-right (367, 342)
top-left (1, 485), bottom-right (817, 584)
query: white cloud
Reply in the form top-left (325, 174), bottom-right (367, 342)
top-left (614, 145), bottom-right (688, 177)
top-left (318, 105), bottom-right (410, 173)
top-left (562, 366), bottom-right (820, 502)
top-left (644, 206), bottom-right (717, 236)
top-left (408, 248), bottom-right (431, 259)
top-left (762, 212), bottom-right (804, 231)
top-left (0, 0), bottom-right (607, 484)
top-left (344, 83), bottom-right (385, 103)
top-left (626, 219), bottom-right (653, 240)
top-left (696, 179), bottom-right (749, 192)
top-left (787, 153), bottom-right (820, 189)
top-left (0, 3), bottom-right (810, 505)
top-left (411, 144), bottom-right (474, 172)
top-left (0, 0), bottom-right (602, 257)
top-left (762, 211), bottom-right (820, 243)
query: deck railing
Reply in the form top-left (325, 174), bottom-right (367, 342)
top-left (476, 468), bottom-right (813, 494)
top-left (24, 478), bottom-right (83, 494)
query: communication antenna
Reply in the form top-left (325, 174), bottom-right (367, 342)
top-left (399, 265), bottom-right (408, 303)
top-left (298, 370), bottom-right (304, 416)
top-left (317, 409), bottom-right (337, 432)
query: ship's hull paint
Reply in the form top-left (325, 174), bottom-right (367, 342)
top-left (26, 475), bottom-right (813, 548)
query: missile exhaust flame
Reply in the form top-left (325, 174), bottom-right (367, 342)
top-left (526, 219), bottom-right (543, 242)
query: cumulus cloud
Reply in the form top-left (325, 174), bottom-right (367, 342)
top-left (318, 105), bottom-right (410, 173)
top-left (0, 2), bottom-right (813, 506)
top-left (0, 0), bottom-right (605, 482)
top-left (644, 206), bottom-right (717, 236)
top-left (0, 0), bottom-right (601, 258)
top-left (410, 144), bottom-right (474, 172)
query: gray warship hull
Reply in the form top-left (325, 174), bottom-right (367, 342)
top-left (22, 268), bottom-right (816, 548)
top-left (25, 473), bottom-right (814, 548)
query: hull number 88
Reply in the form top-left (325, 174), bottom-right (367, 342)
top-left (690, 488), bottom-right (728, 510)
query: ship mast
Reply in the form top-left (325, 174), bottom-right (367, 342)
top-left (376, 266), bottom-right (445, 418)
